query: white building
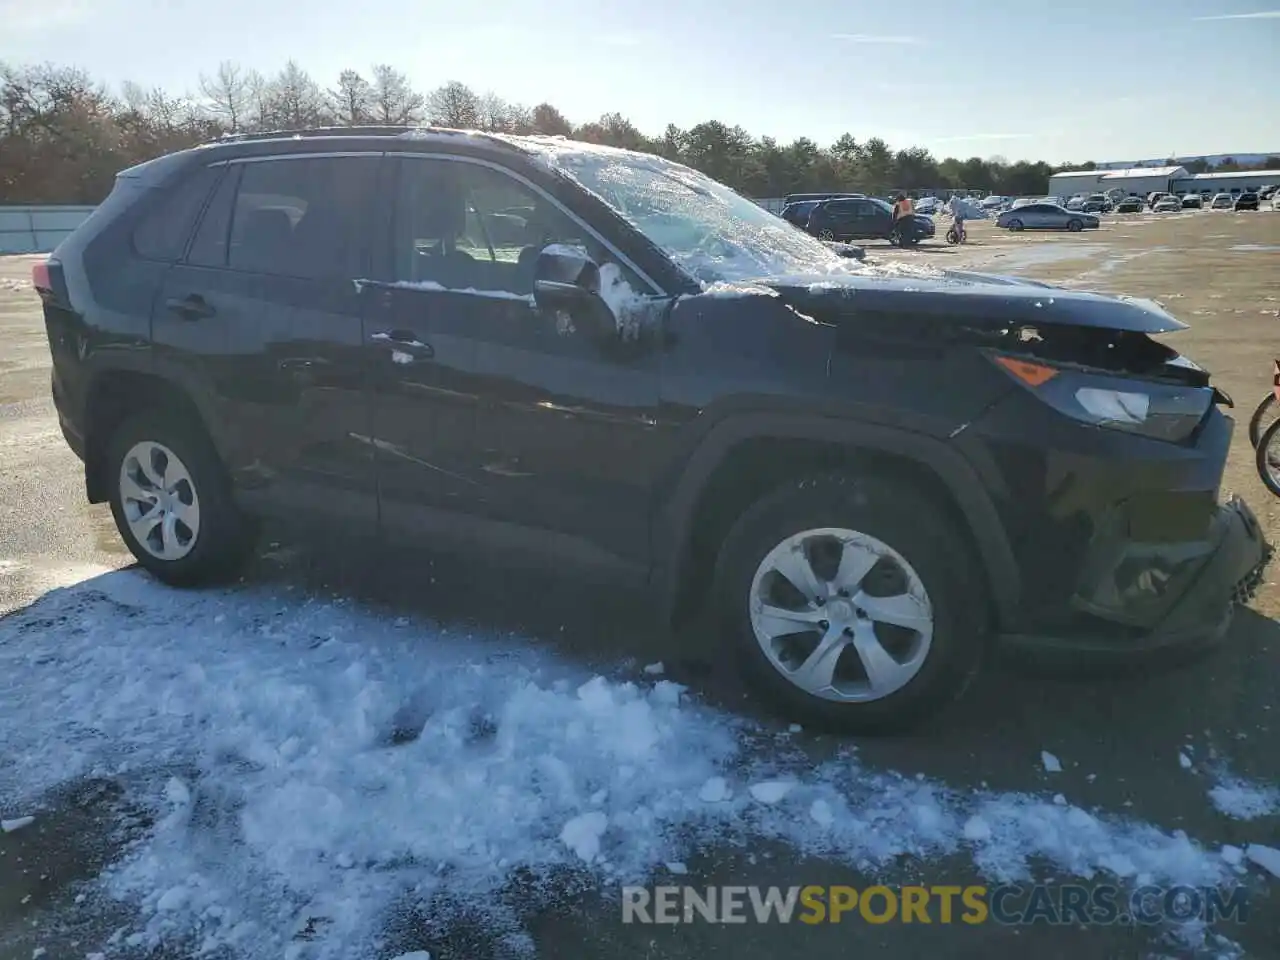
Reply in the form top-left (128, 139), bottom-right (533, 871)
top-left (1170, 169), bottom-right (1280, 195)
top-left (1048, 165), bottom-right (1189, 199)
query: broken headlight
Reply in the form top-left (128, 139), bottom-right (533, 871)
top-left (990, 354), bottom-right (1213, 443)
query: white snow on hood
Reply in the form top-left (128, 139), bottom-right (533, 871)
top-left (500, 137), bottom-right (939, 289)
top-left (0, 571), bottom-right (1245, 959)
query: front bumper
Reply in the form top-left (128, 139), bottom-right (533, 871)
top-left (1003, 496), bottom-right (1269, 654)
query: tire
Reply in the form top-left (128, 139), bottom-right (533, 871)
top-left (106, 410), bottom-right (256, 586)
top-left (1257, 417), bottom-right (1280, 498)
top-left (818, 229), bottom-right (834, 241)
top-left (945, 228), bottom-right (958, 245)
top-left (1007, 218), bottom-right (1023, 231)
top-left (1248, 393), bottom-right (1277, 450)
top-left (712, 473), bottom-right (987, 732)
top-left (1067, 219), bottom-right (1083, 232)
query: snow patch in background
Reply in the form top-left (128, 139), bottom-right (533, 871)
top-left (1208, 775), bottom-right (1280, 821)
top-left (0, 277), bottom-right (33, 292)
top-left (0, 571), bottom-right (1252, 959)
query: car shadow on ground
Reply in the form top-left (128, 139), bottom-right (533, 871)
top-left (243, 531), bottom-right (1280, 811)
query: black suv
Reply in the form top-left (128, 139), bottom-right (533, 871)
top-left (34, 127), bottom-right (1267, 731)
top-left (803, 196), bottom-right (935, 247)
top-left (1234, 193), bottom-right (1260, 211)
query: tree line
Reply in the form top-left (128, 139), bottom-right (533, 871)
top-left (2, 60), bottom-right (1277, 206)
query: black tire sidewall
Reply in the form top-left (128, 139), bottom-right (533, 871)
top-left (106, 411), bottom-right (250, 585)
top-left (1256, 417), bottom-right (1280, 498)
top-left (714, 473), bottom-right (986, 732)
top-left (1068, 219), bottom-right (1082, 232)
top-left (1248, 394), bottom-right (1276, 449)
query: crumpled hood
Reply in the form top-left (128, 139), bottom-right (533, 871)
top-left (754, 268), bottom-right (1188, 334)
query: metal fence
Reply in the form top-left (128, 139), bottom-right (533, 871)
top-left (0, 206), bottom-right (96, 255)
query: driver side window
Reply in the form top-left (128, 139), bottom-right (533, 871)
top-left (393, 158), bottom-right (640, 297)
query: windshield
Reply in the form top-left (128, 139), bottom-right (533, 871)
top-left (533, 145), bottom-right (854, 285)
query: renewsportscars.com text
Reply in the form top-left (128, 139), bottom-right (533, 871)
top-left (621, 884), bottom-right (1248, 926)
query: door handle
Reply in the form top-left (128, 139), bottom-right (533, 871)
top-left (166, 294), bottom-right (215, 320)
top-left (371, 330), bottom-right (434, 357)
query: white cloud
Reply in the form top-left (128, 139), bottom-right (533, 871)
top-left (1192, 9), bottom-right (1280, 19)
top-left (831, 33), bottom-right (926, 44)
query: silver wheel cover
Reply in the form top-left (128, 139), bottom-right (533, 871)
top-left (119, 440), bottom-right (201, 561)
top-left (748, 527), bottom-right (933, 703)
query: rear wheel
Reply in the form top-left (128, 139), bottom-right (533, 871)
top-left (1007, 218), bottom-right (1024, 231)
top-left (1249, 393), bottom-right (1278, 450)
top-left (818, 229), bottom-right (835, 241)
top-left (107, 411), bottom-right (256, 586)
top-left (713, 473), bottom-right (987, 732)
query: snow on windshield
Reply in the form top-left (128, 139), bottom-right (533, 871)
top-left (510, 137), bottom-right (937, 287)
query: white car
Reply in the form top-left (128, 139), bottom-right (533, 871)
top-left (1210, 193), bottom-right (1234, 210)
top-left (913, 197), bottom-right (940, 215)
top-left (1153, 197), bottom-right (1182, 213)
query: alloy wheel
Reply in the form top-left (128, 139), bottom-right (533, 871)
top-left (748, 527), bottom-right (933, 703)
top-left (119, 440), bottom-right (201, 561)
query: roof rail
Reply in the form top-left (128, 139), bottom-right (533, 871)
top-left (213, 125), bottom-right (419, 144)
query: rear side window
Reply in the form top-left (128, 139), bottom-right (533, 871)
top-left (226, 156), bottom-right (379, 280)
top-left (132, 165), bottom-right (224, 261)
top-left (188, 165), bottom-right (241, 268)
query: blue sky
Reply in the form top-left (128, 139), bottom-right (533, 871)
top-left (2, 0), bottom-right (1277, 163)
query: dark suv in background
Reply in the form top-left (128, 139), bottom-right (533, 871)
top-left (803, 196), bottom-right (935, 246)
top-left (34, 127), bottom-right (1267, 732)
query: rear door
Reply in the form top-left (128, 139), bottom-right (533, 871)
top-left (152, 152), bottom-right (381, 526)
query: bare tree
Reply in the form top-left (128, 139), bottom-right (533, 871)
top-left (199, 61), bottom-right (249, 132)
top-left (427, 81), bottom-right (480, 128)
top-left (245, 69), bottom-right (272, 130)
top-left (370, 64), bottom-right (423, 124)
top-left (330, 69), bottom-right (372, 125)
top-left (264, 60), bottom-right (329, 129)
top-left (477, 92), bottom-right (511, 132)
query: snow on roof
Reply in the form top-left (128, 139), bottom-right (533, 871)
top-left (1098, 166), bottom-right (1187, 180)
top-left (1048, 170), bottom-right (1104, 179)
top-left (1182, 169), bottom-right (1280, 181)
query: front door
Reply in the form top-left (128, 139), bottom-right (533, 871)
top-left (153, 153), bottom-right (381, 525)
top-left (365, 154), bottom-right (668, 573)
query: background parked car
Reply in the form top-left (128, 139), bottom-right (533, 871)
top-left (1153, 196), bottom-right (1182, 213)
top-left (996, 203), bottom-right (1099, 232)
top-left (1235, 193), bottom-right (1260, 211)
top-left (1064, 195), bottom-right (1085, 211)
top-left (781, 200), bottom-right (822, 227)
top-left (1209, 193), bottom-right (1234, 210)
top-left (1115, 196), bottom-right (1145, 213)
top-left (1082, 194), bottom-right (1112, 213)
top-left (804, 196), bottom-right (935, 246)
top-left (1181, 194), bottom-right (1202, 209)
top-left (913, 197), bottom-right (941, 215)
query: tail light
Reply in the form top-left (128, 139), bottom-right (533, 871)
top-left (31, 259), bottom-right (52, 292)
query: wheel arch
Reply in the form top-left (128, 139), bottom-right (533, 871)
top-left (653, 415), bottom-right (1019, 631)
top-left (83, 366), bottom-right (224, 504)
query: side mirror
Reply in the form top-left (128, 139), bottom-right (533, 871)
top-left (532, 245), bottom-right (616, 340)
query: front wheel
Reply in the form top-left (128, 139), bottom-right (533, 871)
top-left (107, 411), bottom-right (256, 586)
top-left (1257, 417), bottom-right (1280, 498)
top-left (945, 227), bottom-right (959, 244)
top-left (1007, 218), bottom-right (1024, 231)
top-left (713, 473), bottom-right (987, 732)
top-left (818, 229), bottom-right (835, 241)
top-left (1249, 393), bottom-right (1278, 449)
top-left (1067, 219), bottom-right (1083, 232)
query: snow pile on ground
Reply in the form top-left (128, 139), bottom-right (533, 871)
top-left (1208, 774), bottom-right (1280, 821)
top-left (0, 570), bottom-right (1252, 959)
top-left (0, 277), bottom-right (32, 292)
